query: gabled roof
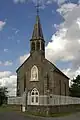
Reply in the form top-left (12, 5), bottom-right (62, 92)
top-left (16, 56), bottom-right (69, 80)
top-left (16, 55), bottom-right (30, 72)
top-left (45, 59), bottom-right (69, 80)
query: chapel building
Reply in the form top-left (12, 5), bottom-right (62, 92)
top-left (16, 14), bottom-right (69, 105)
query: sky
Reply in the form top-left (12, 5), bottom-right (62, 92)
top-left (0, 0), bottom-right (80, 96)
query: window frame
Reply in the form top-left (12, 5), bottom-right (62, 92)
top-left (31, 88), bottom-right (39, 105)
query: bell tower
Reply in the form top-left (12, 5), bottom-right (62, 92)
top-left (30, 3), bottom-right (45, 58)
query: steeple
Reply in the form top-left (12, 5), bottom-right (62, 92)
top-left (30, 2), bottom-right (45, 57)
top-left (32, 15), bottom-right (44, 40)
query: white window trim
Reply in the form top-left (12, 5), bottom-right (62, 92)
top-left (31, 88), bottom-right (39, 105)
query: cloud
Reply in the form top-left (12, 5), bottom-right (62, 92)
top-left (62, 68), bottom-right (80, 86)
top-left (20, 53), bottom-right (30, 64)
top-left (53, 24), bottom-right (60, 30)
top-left (0, 21), bottom-right (6, 31)
top-left (56, 0), bottom-right (67, 5)
top-left (46, 28), bottom-right (73, 62)
top-left (17, 40), bottom-right (20, 43)
top-left (15, 29), bottom-right (20, 34)
top-left (78, 0), bottom-right (80, 4)
top-left (13, 0), bottom-right (68, 7)
top-left (57, 3), bottom-right (77, 18)
top-left (45, 3), bottom-right (80, 79)
top-left (0, 71), bottom-right (12, 79)
top-left (4, 61), bottom-right (13, 66)
top-left (0, 73), bottom-right (17, 96)
top-left (0, 61), bottom-right (13, 66)
top-left (32, 0), bottom-right (67, 6)
top-left (0, 61), bottom-right (2, 65)
top-left (8, 36), bottom-right (14, 40)
top-left (4, 49), bottom-right (8, 52)
top-left (62, 67), bottom-right (80, 80)
top-left (13, 0), bottom-right (26, 4)
top-left (17, 2), bottom-right (80, 79)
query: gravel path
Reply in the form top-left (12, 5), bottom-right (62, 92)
top-left (0, 112), bottom-right (80, 120)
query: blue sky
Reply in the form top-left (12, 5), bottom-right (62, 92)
top-left (0, 0), bottom-right (80, 95)
top-left (0, 0), bottom-right (65, 73)
top-left (0, 0), bottom-right (61, 71)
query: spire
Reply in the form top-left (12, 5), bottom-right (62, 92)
top-left (32, 15), bottom-right (44, 40)
top-left (31, 0), bottom-right (44, 40)
top-left (30, 1), bottom-right (45, 57)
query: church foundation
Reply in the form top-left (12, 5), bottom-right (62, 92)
top-left (27, 104), bottom-right (80, 115)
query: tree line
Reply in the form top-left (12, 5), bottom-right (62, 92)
top-left (69, 75), bottom-right (80, 97)
top-left (0, 87), bottom-right (8, 106)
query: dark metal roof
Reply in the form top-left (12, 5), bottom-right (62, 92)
top-left (32, 15), bottom-right (44, 40)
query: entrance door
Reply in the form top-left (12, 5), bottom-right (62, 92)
top-left (31, 88), bottom-right (39, 105)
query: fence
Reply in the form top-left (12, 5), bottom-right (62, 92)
top-left (27, 95), bottom-right (80, 106)
top-left (8, 96), bottom-right (22, 105)
top-left (8, 94), bottom-right (80, 106)
top-left (8, 91), bottom-right (26, 105)
top-left (49, 95), bottom-right (80, 105)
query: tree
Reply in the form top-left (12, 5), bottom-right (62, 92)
top-left (0, 87), bottom-right (8, 106)
top-left (69, 75), bottom-right (80, 97)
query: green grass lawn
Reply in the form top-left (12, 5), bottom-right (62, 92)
top-left (22, 110), bottom-right (73, 118)
top-left (0, 106), bottom-right (11, 112)
top-left (0, 105), bottom-right (21, 112)
top-left (0, 105), bottom-right (79, 118)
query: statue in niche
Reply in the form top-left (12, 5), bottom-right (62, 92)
top-left (31, 66), bottom-right (38, 81)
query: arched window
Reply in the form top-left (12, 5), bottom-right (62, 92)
top-left (36, 41), bottom-right (40, 50)
top-left (30, 65), bottom-right (38, 81)
top-left (17, 77), bottom-right (20, 96)
top-left (31, 42), bottom-right (35, 51)
top-left (24, 74), bottom-right (26, 91)
top-left (64, 83), bottom-right (66, 96)
top-left (31, 88), bottom-right (39, 105)
top-left (41, 41), bottom-right (45, 51)
top-left (59, 80), bottom-right (61, 95)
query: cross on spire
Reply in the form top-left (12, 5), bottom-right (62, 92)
top-left (31, 0), bottom-right (44, 40)
top-left (35, 0), bottom-right (41, 16)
